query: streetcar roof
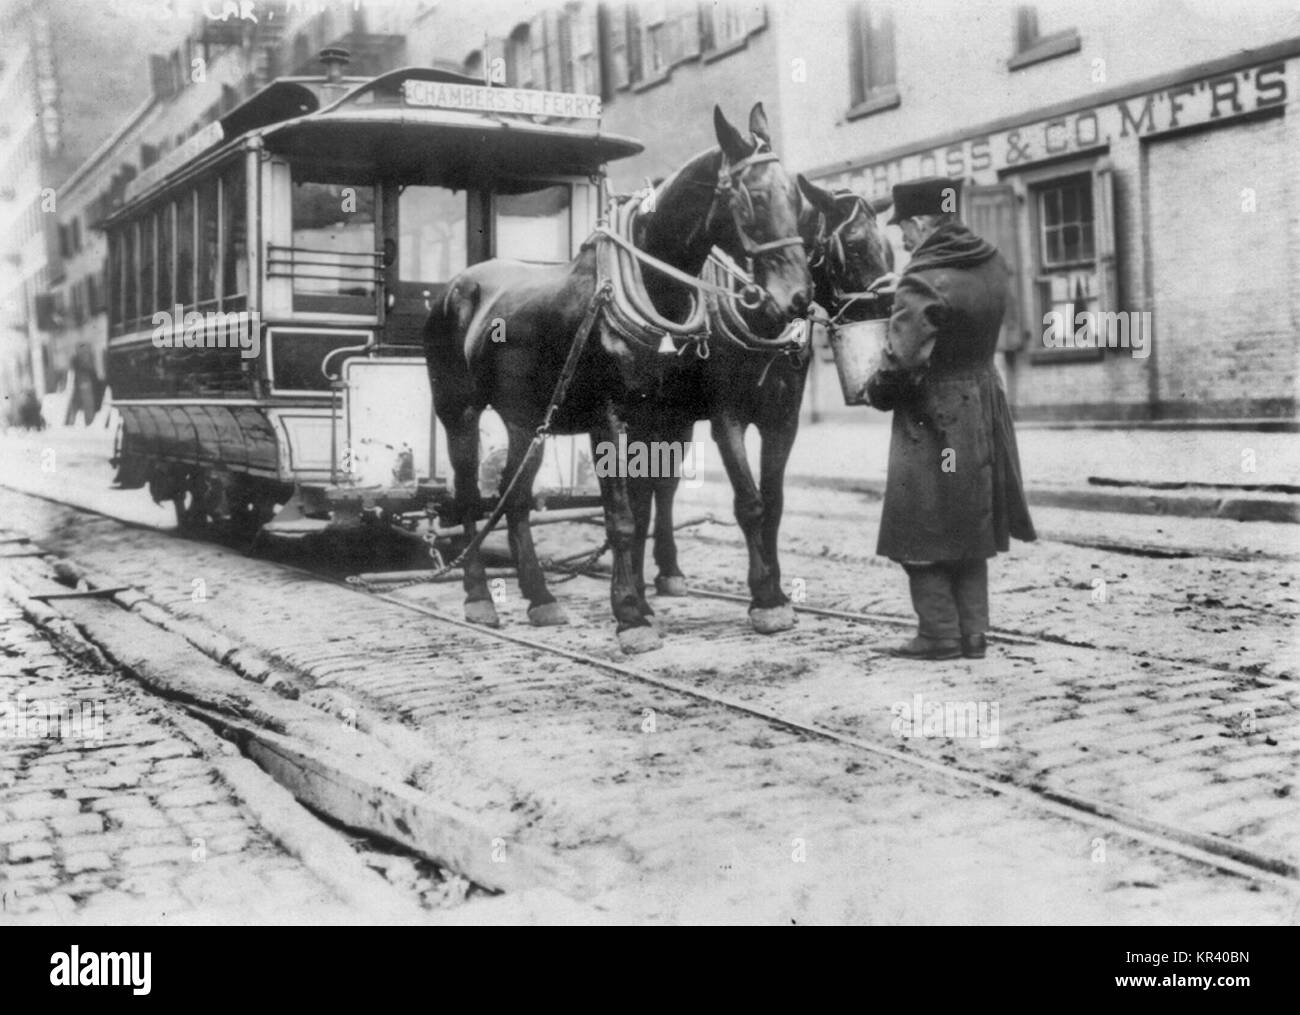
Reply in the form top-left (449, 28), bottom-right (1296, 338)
top-left (105, 67), bottom-right (643, 222)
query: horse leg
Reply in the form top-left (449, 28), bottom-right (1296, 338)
top-left (501, 420), bottom-right (566, 626)
top-left (594, 411), bottom-right (660, 654)
top-left (652, 420), bottom-right (693, 596)
top-left (628, 473), bottom-right (656, 619)
top-left (752, 419), bottom-right (799, 634)
top-left (711, 414), bottom-right (787, 634)
top-left (443, 404), bottom-right (498, 627)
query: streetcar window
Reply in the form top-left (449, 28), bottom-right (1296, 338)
top-left (123, 222), bottom-right (138, 325)
top-left (398, 186), bottom-right (467, 281)
top-left (291, 178), bottom-right (377, 300)
top-left (108, 231), bottom-right (121, 333)
top-left (176, 189), bottom-right (195, 307)
top-left (197, 178), bottom-right (219, 306)
top-left (494, 184), bottom-right (571, 263)
top-left (140, 216), bottom-right (155, 327)
top-left (157, 204), bottom-right (173, 312)
top-left (221, 162), bottom-right (247, 309)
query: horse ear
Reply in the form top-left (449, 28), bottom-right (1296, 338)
top-left (797, 174), bottom-right (839, 218)
top-left (713, 105), bottom-right (750, 163)
top-left (748, 102), bottom-right (771, 146)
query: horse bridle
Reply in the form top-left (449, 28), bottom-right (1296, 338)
top-left (713, 146), bottom-right (806, 310)
top-left (811, 192), bottom-right (888, 312)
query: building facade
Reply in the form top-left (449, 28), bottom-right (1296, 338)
top-left (36, 0), bottom-right (1300, 426)
top-left (31, 0), bottom-right (411, 423)
top-left (786, 0), bottom-right (1300, 424)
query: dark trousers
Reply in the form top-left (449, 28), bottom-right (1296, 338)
top-left (902, 560), bottom-right (989, 641)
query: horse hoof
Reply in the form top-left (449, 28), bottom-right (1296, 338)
top-left (618, 625), bottom-right (662, 655)
top-left (464, 600), bottom-right (501, 628)
top-left (528, 602), bottom-right (568, 627)
top-left (749, 604), bottom-right (796, 635)
top-left (655, 575), bottom-right (689, 597)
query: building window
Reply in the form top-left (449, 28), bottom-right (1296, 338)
top-left (701, 2), bottom-right (755, 55)
top-left (644, 4), bottom-right (669, 77)
top-left (568, 3), bottom-right (599, 94)
top-left (1009, 5), bottom-right (1080, 71)
top-left (1023, 161), bottom-right (1117, 363)
top-left (1039, 176), bottom-right (1094, 268)
top-left (847, 3), bottom-right (899, 119)
top-left (507, 24), bottom-right (533, 88)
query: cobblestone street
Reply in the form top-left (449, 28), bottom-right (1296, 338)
top-left (0, 441), bottom-right (1295, 923)
top-left (0, 594), bottom-right (386, 924)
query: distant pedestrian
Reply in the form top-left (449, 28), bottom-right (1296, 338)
top-left (864, 177), bottom-right (1036, 660)
top-left (17, 388), bottom-right (45, 431)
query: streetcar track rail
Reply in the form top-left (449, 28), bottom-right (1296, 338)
top-left (2, 485), bottom-right (1297, 896)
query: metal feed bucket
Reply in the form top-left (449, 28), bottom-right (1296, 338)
top-left (828, 318), bottom-right (889, 406)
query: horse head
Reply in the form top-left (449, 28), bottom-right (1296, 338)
top-left (796, 175), bottom-right (894, 315)
top-left (708, 104), bottom-right (813, 329)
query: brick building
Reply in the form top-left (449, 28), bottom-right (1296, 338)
top-left (788, 0), bottom-right (1300, 424)
top-left (37, 0), bottom-right (1300, 426)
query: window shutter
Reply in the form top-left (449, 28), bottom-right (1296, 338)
top-left (603, 4), bottom-right (629, 91)
top-left (546, 8), bottom-right (566, 91)
top-left (966, 183), bottom-right (1025, 351)
top-left (626, 6), bottom-right (643, 83)
top-left (1092, 158), bottom-right (1117, 315)
top-left (530, 14), bottom-right (548, 89)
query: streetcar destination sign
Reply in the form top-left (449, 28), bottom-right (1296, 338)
top-left (402, 80), bottom-right (602, 120)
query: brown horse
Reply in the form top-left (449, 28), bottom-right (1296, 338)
top-left (423, 104), bottom-right (812, 653)
top-left (626, 174), bottom-right (893, 633)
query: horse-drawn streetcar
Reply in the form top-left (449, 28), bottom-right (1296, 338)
top-left (104, 52), bottom-right (891, 651)
top-left (104, 55), bottom-right (641, 540)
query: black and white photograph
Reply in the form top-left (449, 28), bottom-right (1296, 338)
top-left (0, 0), bottom-right (1295, 951)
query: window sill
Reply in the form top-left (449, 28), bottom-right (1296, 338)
top-left (631, 70), bottom-right (673, 93)
top-left (703, 19), bottom-right (765, 64)
top-left (1008, 30), bottom-right (1081, 72)
top-left (845, 87), bottom-right (901, 122)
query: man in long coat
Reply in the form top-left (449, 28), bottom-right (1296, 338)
top-left (864, 177), bottom-right (1036, 660)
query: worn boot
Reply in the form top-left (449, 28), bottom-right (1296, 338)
top-left (950, 558), bottom-right (990, 659)
top-left (887, 564), bottom-right (962, 660)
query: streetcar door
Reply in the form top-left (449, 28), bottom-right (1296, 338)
top-left (382, 184), bottom-right (476, 348)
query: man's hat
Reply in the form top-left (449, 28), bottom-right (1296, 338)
top-left (888, 176), bottom-right (961, 225)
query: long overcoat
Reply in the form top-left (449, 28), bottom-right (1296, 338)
top-left (866, 221), bottom-right (1036, 562)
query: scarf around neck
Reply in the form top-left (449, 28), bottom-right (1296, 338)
top-left (903, 221), bottom-right (999, 275)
